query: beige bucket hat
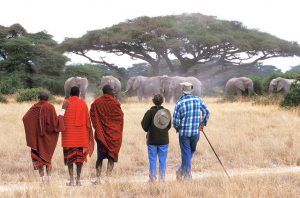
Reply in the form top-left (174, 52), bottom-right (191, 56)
top-left (153, 109), bottom-right (171, 129)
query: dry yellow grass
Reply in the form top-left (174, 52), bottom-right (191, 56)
top-left (0, 97), bottom-right (299, 197)
top-left (1, 174), bottom-right (300, 197)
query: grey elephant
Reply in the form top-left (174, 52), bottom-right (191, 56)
top-left (124, 76), bottom-right (162, 101)
top-left (64, 77), bottom-right (89, 100)
top-left (224, 77), bottom-right (254, 97)
top-left (100, 75), bottom-right (122, 97)
top-left (269, 77), bottom-right (296, 94)
top-left (160, 76), bottom-right (203, 103)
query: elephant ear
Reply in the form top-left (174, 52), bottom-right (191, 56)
top-left (236, 81), bottom-right (246, 91)
top-left (132, 77), bottom-right (140, 90)
top-left (277, 81), bottom-right (284, 92)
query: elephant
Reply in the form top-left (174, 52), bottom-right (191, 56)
top-left (100, 75), bottom-right (122, 97)
top-left (160, 76), bottom-right (203, 103)
top-left (64, 77), bottom-right (88, 100)
top-left (269, 77), bottom-right (296, 94)
top-left (224, 77), bottom-right (254, 97)
top-left (124, 76), bottom-right (162, 101)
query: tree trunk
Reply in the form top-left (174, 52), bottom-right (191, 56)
top-left (151, 63), bottom-right (160, 76)
top-left (162, 54), bottom-right (175, 72)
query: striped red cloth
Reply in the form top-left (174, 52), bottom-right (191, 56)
top-left (90, 94), bottom-right (124, 162)
top-left (31, 149), bottom-right (51, 169)
top-left (63, 147), bottom-right (88, 165)
top-left (62, 96), bottom-right (94, 156)
top-left (23, 101), bottom-right (64, 164)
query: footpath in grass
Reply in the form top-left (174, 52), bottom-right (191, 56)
top-left (0, 166), bottom-right (299, 193)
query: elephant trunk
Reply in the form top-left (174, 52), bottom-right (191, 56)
top-left (269, 85), bottom-right (274, 93)
top-left (124, 83), bottom-right (132, 93)
top-left (124, 88), bottom-right (130, 93)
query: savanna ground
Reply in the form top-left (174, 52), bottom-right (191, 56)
top-left (0, 96), bottom-right (299, 197)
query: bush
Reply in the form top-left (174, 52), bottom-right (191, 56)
top-left (281, 80), bottom-right (300, 107)
top-left (43, 79), bottom-right (64, 95)
top-left (65, 65), bottom-right (103, 84)
top-left (16, 88), bottom-right (54, 102)
top-left (250, 76), bottom-right (265, 95)
top-left (37, 77), bottom-right (65, 95)
top-left (0, 74), bottom-right (23, 94)
top-left (0, 94), bottom-right (7, 103)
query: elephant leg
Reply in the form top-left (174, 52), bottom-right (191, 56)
top-left (236, 89), bottom-right (242, 96)
top-left (173, 90), bottom-right (181, 103)
top-left (79, 87), bottom-right (86, 100)
top-left (137, 90), bottom-right (142, 101)
top-left (116, 92), bottom-right (122, 101)
top-left (248, 89), bottom-right (251, 96)
top-left (173, 92), bottom-right (180, 103)
top-left (173, 96), bottom-right (178, 103)
top-left (165, 96), bottom-right (171, 103)
top-left (79, 92), bottom-right (84, 99)
top-left (82, 92), bottom-right (86, 100)
top-left (165, 93), bottom-right (172, 103)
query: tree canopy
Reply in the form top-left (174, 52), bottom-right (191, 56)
top-left (61, 13), bottom-right (300, 75)
top-left (288, 65), bottom-right (300, 73)
top-left (0, 24), bottom-right (69, 89)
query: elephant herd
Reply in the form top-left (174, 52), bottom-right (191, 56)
top-left (224, 76), bottom-right (297, 97)
top-left (64, 75), bottom-right (203, 102)
top-left (124, 76), bottom-right (203, 102)
top-left (63, 76), bottom-right (297, 101)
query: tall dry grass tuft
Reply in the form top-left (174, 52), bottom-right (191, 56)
top-left (0, 97), bottom-right (299, 196)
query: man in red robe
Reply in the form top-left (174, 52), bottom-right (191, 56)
top-left (23, 91), bottom-right (67, 183)
top-left (62, 86), bottom-right (94, 186)
top-left (90, 85), bottom-right (124, 183)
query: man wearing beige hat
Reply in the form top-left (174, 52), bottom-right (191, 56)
top-left (141, 94), bottom-right (171, 182)
top-left (173, 82), bottom-right (210, 180)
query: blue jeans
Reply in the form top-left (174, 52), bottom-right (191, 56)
top-left (178, 133), bottom-right (200, 179)
top-left (147, 144), bottom-right (169, 181)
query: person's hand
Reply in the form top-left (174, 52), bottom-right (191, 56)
top-left (62, 100), bottom-right (69, 110)
top-left (198, 125), bottom-right (204, 132)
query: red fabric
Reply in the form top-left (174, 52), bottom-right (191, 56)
top-left (31, 149), bottom-right (51, 169)
top-left (62, 96), bottom-right (94, 156)
top-left (90, 94), bottom-right (124, 162)
top-left (23, 101), bottom-right (64, 162)
top-left (63, 147), bottom-right (88, 165)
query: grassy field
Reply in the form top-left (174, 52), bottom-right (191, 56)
top-left (0, 97), bottom-right (299, 197)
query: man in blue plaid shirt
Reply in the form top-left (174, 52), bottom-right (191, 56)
top-left (173, 82), bottom-right (210, 180)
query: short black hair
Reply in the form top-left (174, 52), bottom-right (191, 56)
top-left (102, 84), bottom-right (114, 95)
top-left (152, 94), bottom-right (164, 106)
top-left (38, 91), bottom-right (49, 101)
top-left (70, 86), bottom-right (80, 96)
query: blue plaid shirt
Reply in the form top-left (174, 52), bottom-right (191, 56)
top-left (173, 94), bottom-right (210, 137)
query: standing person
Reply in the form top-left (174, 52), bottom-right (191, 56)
top-left (173, 82), bottom-right (210, 180)
top-left (90, 85), bottom-right (124, 184)
top-left (141, 94), bottom-right (171, 182)
top-left (62, 86), bottom-right (94, 186)
top-left (22, 91), bottom-right (67, 183)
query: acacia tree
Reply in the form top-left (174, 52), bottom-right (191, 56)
top-left (61, 13), bottom-right (300, 75)
top-left (0, 24), bottom-right (68, 88)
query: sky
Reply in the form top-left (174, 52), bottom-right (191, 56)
top-left (1, 0), bottom-right (300, 71)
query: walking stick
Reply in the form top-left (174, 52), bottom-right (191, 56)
top-left (202, 130), bottom-right (230, 178)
